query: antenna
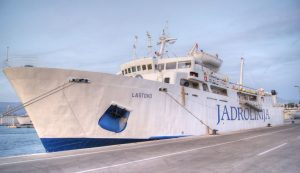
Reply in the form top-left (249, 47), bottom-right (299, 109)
top-left (133, 35), bottom-right (138, 59)
top-left (146, 31), bottom-right (153, 56)
top-left (163, 20), bottom-right (169, 36)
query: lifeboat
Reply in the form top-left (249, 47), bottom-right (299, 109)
top-left (189, 44), bottom-right (223, 69)
top-left (194, 52), bottom-right (223, 68)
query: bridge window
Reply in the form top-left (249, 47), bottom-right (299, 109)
top-left (125, 69), bottom-right (127, 74)
top-left (142, 65), bottom-right (147, 70)
top-left (178, 61), bottom-right (191, 69)
top-left (147, 64), bottom-right (152, 70)
top-left (156, 63), bottom-right (164, 71)
top-left (137, 65), bottom-right (141, 71)
top-left (249, 95), bottom-right (257, 101)
top-left (128, 68), bottom-right (131, 73)
top-left (164, 77), bottom-right (170, 83)
top-left (166, 62), bottom-right (176, 69)
top-left (132, 66), bottom-right (136, 72)
top-left (202, 83), bottom-right (209, 91)
top-left (191, 82), bottom-right (199, 89)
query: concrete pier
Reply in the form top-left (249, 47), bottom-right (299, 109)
top-left (0, 124), bottom-right (299, 173)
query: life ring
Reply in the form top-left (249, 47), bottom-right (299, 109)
top-left (204, 75), bottom-right (208, 82)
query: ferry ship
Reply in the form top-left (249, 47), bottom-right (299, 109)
top-left (4, 31), bottom-right (284, 152)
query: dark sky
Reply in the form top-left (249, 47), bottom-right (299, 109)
top-left (0, 0), bottom-right (300, 102)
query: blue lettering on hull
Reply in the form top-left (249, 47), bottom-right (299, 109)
top-left (217, 105), bottom-right (270, 125)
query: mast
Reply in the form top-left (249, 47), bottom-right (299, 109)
top-left (5, 46), bottom-right (10, 66)
top-left (146, 31), bottom-right (153, 56)
top-left (133, 36), bottom-right (138, 59)
top-left (157, 29), bottom-right (177, 59)
top-left (239, 57), bottom-right (244, 88)
top-left (158, 32), bottom-right (167, 58)
top-left (6, 47), bottom-right (9, 61)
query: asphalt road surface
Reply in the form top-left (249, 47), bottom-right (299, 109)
top-left (0, 123), bottom-right (299, 173)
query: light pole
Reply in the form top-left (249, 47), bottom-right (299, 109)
top-left (295, 85), bottom-right (300, 105)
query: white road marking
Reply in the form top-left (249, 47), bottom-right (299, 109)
top-left (73, 139), bottom-right (251, 173)
top-left (257, 143), bottom-right (287, 156)
top-left (0, 126), bottom-right (296, 167)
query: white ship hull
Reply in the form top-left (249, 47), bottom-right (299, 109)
top-left (4, 67), bottom-right (284, 152)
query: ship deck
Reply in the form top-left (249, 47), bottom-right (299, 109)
top-left (1, 123), bottom-right (300, 173)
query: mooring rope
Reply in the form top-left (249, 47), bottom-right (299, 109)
top-left (1, 82), bottom-right (76, 116)
top-left (163, 91), bottom-right (213, 131)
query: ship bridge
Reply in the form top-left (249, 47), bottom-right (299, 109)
top-left (120, 52), bottom-right (228, 90)
top-left (121, 56), bottom-right (194, 83)
top-left (120, 30), bottom-right (225, 85)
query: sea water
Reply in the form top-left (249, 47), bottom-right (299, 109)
top-left (0, 126), bottom-right (45, 157)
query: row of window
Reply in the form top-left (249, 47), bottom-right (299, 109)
top-left (180, 78), bottom-right (228, 96)
top-left (156, 61), bottom-right (191, 71)
top-left (122, 64), bottom-right (153, 75)
top-left (122, 60), bottom-right (192, 75)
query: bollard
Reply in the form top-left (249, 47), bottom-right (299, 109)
top-left (211, 129), bottom-right (218, 135)
top-left (267, 123), bottom-right (272, 127)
